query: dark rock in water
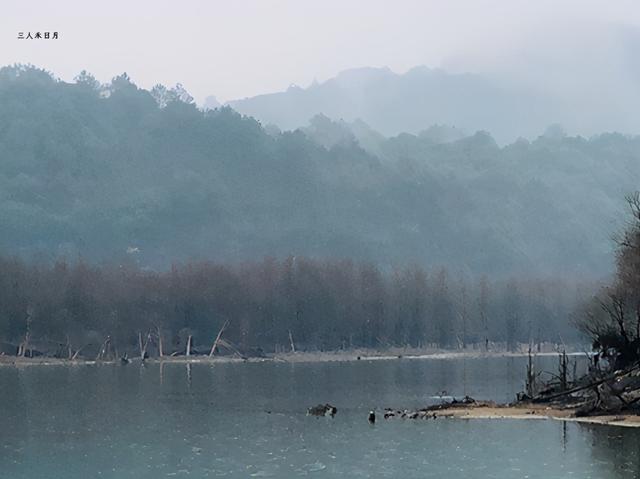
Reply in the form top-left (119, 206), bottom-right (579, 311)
top-left (381, 405), bottom-right (454, 420)
top-left (307, 403), bottom-right (337, 417)
top-left (445, 395), bottom-right (473, 404)
top-left (307, 404), bottom-right (326, 416)
top-left (368, 410), bottom-right (376, 424)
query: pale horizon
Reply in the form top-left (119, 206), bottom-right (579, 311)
top-left (2, 0), bottom-right (640, 105)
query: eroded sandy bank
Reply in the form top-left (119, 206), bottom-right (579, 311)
top-left (419, 404), bottom-right (640, 428)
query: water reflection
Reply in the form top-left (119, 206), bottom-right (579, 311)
top-left (583, 424), bottom-right (640, 478)
top-left (1, 356), bottom-right (624, 479)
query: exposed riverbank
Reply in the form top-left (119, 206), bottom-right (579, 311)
top-left (272, 348), bottom-right (588, 363)
top-left (410, 402), bottom-right (640, 428)
top-left (0, 346), bottom-right (587, 367)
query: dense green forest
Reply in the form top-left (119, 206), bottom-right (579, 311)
top-left (1, 65), bottom-right (638, 277)
top-left (0, 255), bottom-right (585, 357)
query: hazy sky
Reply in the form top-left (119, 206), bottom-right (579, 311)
top-left (2, 0), bottom-right (640, 104)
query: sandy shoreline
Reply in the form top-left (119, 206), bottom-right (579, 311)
top-left (423, 404), bottom-right (640, 428)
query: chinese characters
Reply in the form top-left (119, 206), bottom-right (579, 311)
top-left (17, 32), bottom-right (59, 40)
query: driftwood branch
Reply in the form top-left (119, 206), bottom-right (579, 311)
top-left (96, 336), bottom-right (112, 361)
top-left (209, 320), bottom-right (230, 357)
top-left (71, 344), bottom-right (88, 360)
top-left (217, 338), bottom-right (244, 357)
top-left (533, 363), bottom-right (640, 403)
top-left (154, 324), bottom-right (164, 357)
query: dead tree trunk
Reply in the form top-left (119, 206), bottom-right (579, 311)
top-left (18, 325), bottom-right (31, 356)
top-left (526, 344), bottom-right (537, 397)
top-left (186, 335), bottom-right (192, 357)
top-left (18, 309), bottom-right (33, 357)
top-left (138, 332), bottom-right (144, 358)
top-left (96, 336), bottom-right (112, 361)
top-left (558, 349), bottom-right (568, 392)
top-left (71, 345), bottom-right (85, 360)
top-left (141, 332), bottom-right (152, 359)
top-left (209, 320), bottom-right (230, 357)
top-left (288, 330), bottom-right (296, 353)
top-left (21, 332), bottom-right (30, 357)
top-left (155, 325), bottom-right (164, 357)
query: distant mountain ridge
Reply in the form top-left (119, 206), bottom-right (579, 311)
top-left (227, 66), bottom-right (567, 144)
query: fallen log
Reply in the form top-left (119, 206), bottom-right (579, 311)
top-left (71, 344), bottom-right (89, 360)
top-left (519, 364), bottom-right (640, 405)
top-left (209, 320), bottom-right (230, 357)
top-left (531, 363), bottom-right (640, 404)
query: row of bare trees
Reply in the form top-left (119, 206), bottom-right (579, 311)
top-left (0, 255), bottom-right (585, 358)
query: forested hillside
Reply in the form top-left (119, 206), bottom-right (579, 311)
top-left (0, 65), bottom-right (638, 277)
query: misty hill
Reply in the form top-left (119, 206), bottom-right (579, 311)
top-left (0, 65), bottom-right (638, 277)
top-left (227, 66), bottom-right (572, 144)
top-left (299, 114), bottom-right (466, 157)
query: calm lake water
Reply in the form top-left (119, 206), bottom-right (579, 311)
top-left (1, 356), bottom-right (640, 478)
